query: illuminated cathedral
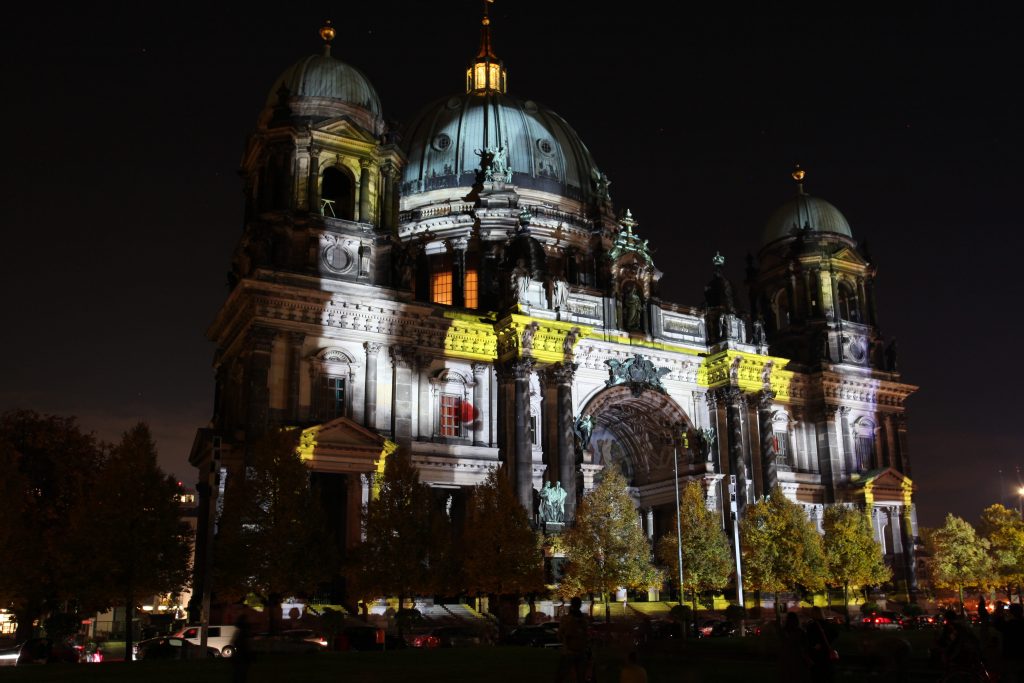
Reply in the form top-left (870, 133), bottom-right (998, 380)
top-left (190, 13), bottom-right (919, 601)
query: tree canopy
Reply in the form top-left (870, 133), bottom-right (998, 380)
top-left (740, 487), bottom-right (825, 601)
top-left (90, 423), bottom-right (193, 658)
top-left (656, 480), bottom-right (733, 600)
top-left (561, 467), bottom-right (661, 620)
top-left (356, 448), bottom-right (437, 604)
top-left (822, 505), bottom-right (890, 618)
top-left (461, 467), bottom-right (544, 598)
top-left (215, 428), bottom-right (336, 617)
top-left (0, 410), bottom-right (105, 640)
top-left (927, 513), bottom-right (993, 611)
top-left (978, 503), bottom-right (1024, 599)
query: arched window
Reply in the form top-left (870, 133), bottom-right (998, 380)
top-left (852, 417), bottom-right (877, 471)
top-left (310, 348), bottom-right (357, 421)
top-left (773, 289), bottom-right (790, 330)
top-left (321, 166), bottom-right (355, 220)
top-left (837, 280), bottom-right (860, 322)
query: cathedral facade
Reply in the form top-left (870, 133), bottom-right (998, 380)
top-left (190, 16), bottom-right (918, 598)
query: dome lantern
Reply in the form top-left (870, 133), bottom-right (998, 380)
top-left (466, 0), bottom-right (507, 94)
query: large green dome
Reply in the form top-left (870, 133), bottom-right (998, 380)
top-left (762, 193), bottom-right (853, 245)
top-left (399, 92), bottom-right (604, 206)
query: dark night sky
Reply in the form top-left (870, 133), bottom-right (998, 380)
top-left (2, 3), bottom-right (1020, 529)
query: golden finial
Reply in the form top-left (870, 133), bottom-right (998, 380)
top-left (792, 164), bottom-right (806, 183)
top-left (482, 0), bottom-right (494, 25)
top-left (319, 20), bottom-right (336, 43)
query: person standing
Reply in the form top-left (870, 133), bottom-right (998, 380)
top-left (559, 597), bottom-right (591, 683)
top-left (805, 607), bottom-right (838, 683)
top-left (230, 614), bottom-right (252, 683)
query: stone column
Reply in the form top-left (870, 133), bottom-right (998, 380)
top-left (883, 414), bottom-right (897, 469)
top-left (646, 508), bottom-right (655, 540)
top-left (471, 363), bottom-right (489, 446)
top-left (381, 163), bottom-right (397, 233)
top-left (787, 263), bottom-right (801, 322)
top-left (287, 332), bottom-right (304, 421)
top-left (417, 355), bottom-right (432, 441)
top-left (363, 342), bottom-right (381, 429)
top-left (896, 415), bottom-right (910, 475)
top-left (900, 504), bottom-right (919, 596)
top-left (308, 145), bottom-right (320, 213)
top-left (818, 405), bottom-right (842, 503)
top-left (497, 359), bottom-right (536, 514)
top-left (757, 390), bottom-right (777, 495)
top-left (390, 346), bottom-right (414, 445)
top-left (451, 237), bottom-right (467, 308)
top-left (839, 406), bottom-right (855, 472)
top-left (358, 159), bottom-right (372, 223)
top-left (548, 362), bottom-right (578, 521)
top-left (857, 277), bottom-right (869, 323)
top-left (245, 326), bottom-right (276, 437)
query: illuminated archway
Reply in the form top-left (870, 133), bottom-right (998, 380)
top-left (580, 385), bottom-right (693, 487)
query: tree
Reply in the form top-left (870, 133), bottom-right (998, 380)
top-left (978, 504), bottom-right (1024, 601)
top-left (461, 468), bottom-right (544, 624)
top-left (0, 410), bottom-right (104, 640)
top-left (90, 423), bottom-right (192, 661)
top-left (927, 513), bottom-right (993, 614)
top-left (215, 428), bottom-right (336, 629)
top-left (656, 480), bottom-right (733, 612)
top-left (822, 505), bottom-right (891, 624)
top-left (356, 448), bottom-right (436, 621)
top-left (740, 486), bottom-right (825, 621)
top-left (561, 467), bottom-right (661, 622)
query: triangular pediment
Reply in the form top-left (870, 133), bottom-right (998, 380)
top-left (831, 245), bottom-right (868, 266)
top-left (316, 117), bottom-right (378, 144)
top-left (297, 416), bottom-right (395, 475)
top-left (848, 467), bottom-right (913, 502)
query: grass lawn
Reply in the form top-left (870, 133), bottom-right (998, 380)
top-left (0, 629), bottom-right (953, 682)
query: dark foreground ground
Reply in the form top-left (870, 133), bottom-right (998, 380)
top-left (0, 628), bottom-right (983, 682)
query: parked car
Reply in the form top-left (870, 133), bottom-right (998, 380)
top-left (906, 614), bottom-right (941, 629)
top-left (171, 624), bottom-right (239, 657)
top-left (502, 624), bottom-right (560, 647)
top-left (250, 632), bottom-right (323, 655)
top-left (279, 629), bottom-right (328, 648)
top-left (338, 625), bottom-right (404, 651)
top-left (0, 638), bottom-right (79, 666)
top-left (133, 636), bottom-right (220, 661)
top-left (407, 625), bottom-right (485, 648)
top-left (860, 612), bottom-right (903, 630)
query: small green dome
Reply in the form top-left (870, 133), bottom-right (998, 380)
top-left (399, 92), bottom-right (603, 205)
top-left (762, 193), bottom-right (853, 245)
top-left (266, 51), bottom-right (383, 122)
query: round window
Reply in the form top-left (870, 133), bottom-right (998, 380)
top-left (322, 244), bottom-right (352, 273)
top-left (432, 133), bottom-right (452, 152)
top-left (536, 138), bottom-right (555, 156)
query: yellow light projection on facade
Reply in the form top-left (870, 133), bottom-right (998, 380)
top-left (697, 348), bottom-right (795, 401)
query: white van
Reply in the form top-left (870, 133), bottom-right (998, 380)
top-left (172, 625), bottom-right (239, 657)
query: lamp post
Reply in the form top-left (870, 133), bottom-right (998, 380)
top-left (672, 431), bottom-right (685, 607)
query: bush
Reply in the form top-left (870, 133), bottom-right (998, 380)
top-left (860, 601), bottom-right (880, 615)
top-left (669, 605), bottom-right (692, 623)
top-left (724, 604), bottom-right (747, 621)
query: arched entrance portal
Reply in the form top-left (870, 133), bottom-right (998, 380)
top-left (580, 385), bottom-right (706, 541)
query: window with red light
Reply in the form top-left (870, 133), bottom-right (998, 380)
top-left (440, 394), bottom-right (462, 437)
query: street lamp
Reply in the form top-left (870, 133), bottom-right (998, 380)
top-left (672, 429), bottom-right (685, 608)
top-left (1017, 486), bottom-right (1024, 519)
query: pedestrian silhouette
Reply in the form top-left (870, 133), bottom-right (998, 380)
top-left (231, 614), bottom-right (252, 683)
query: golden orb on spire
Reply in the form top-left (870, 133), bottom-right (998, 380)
top-left (319, 20), bottom-right (336, 43)
top-left (792, 165), bottom-right (806, 183)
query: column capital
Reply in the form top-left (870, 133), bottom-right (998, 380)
top-left (545, 361), bottom-right (578, 386)
top-left (389, 345), bottom-right (415, 368)
top-left (359, 157), bottom-right (374, 171)
top-left (758, 389), bottom-right (776, 410)
top-left (247, 325), bottom-right (277, 353)
top-left (496, 357), bottom-right (535, 382)
top-left (363, 341), bottom-right (383, 356)
top-left (470, 362), bottom-right (490, 378)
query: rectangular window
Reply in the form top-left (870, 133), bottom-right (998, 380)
top-left (772, 432), bottom-right (788, 458)
top-left (855, 435), bottom-right (874, 469)
top-left (440, 394), bottom-right (462, 438)
top-left (431, 271), bottom-right (453, 305)
top-left (321, 376), bottom-right (345, 420)
top-left (529, 415), bottom-right (538, 445)
top-left (464, 269), bottom-right (478, 309)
